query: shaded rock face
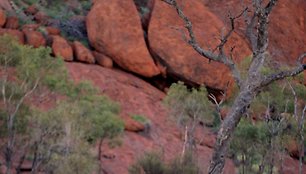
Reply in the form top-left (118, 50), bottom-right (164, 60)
top-left (0, 9), bottom-right (6, 27)
top-left (149, 0), bottom-right (251, 91)
top-left (86, 0), bottom-right (160, 77)
top-left (93, 51), bottom-right (113, 68)
top-left (66, 62), bottom-right (236, 174)
top-left (51, 36), bottom-right (73, 61)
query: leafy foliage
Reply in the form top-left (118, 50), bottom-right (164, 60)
top-left (164, 82), bottom-right (215, 127)
top-left (129, 151), bottom-right (199, 174)
top-left (0, 35), bottom-right (124, 173)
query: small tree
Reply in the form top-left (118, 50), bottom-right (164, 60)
top-left (164, 82), bottom-right (214, 159)
top-left (163, 0), bottom-right (305, 173)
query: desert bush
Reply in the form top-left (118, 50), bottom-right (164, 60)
top-left (129, 151), bottom-right (166, 174)
top-left (129, 151), bottom-right (200, 174)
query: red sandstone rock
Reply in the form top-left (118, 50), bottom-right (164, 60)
top-left (0, 28), bottom-right (24, 44)
top-left (45, 26), bottom-right (60, 35)
top-left (72, 41), bottom-right (95, 64)
top-left (93, 51), bottom-right (113, 68)
top-left (0, 9), bottom-right (6, 27)
top-left (205, 0), bottom-right (306, 66)
top-left (149, 0), bottom-right (250, 91)
top-left (66, 62), bottom-right (236, 174)
top-left (86, 0), bottom-right (160, 77)
top-left (24, 30), bottom-right (46, 48)
top-left (4, 16), bottom-right (19, 29)
top-left (51, 36), bottom-right (73, 61)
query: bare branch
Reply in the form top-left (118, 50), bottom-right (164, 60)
top-left (162, 0), bottom-right (243, 88)
top-left (260, 53), bottom-right (306, 87)
top-left (209, 92), bottom-right (226, 122)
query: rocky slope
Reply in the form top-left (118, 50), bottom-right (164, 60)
top-left (0, 0), bottom-right (305, 173)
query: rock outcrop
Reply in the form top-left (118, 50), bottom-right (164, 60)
top-left (66, 62), bottom-right (236, 174)
top-left (149, 0), bottom-right (251, 91)
top-left (86, 0), bottom-right (160, 77)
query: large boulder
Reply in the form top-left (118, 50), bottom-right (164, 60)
top-left (149, 0), bottom-right (250, 90)
top-left (86, 0), bottom-right (160, 77)
top-left (51, 36), bottom-right (73, 61)
top-left (0, 9), bottom-right (6, 27)
top-left (72, 41), bottom-right (95, 64)
top-left (204, 0), bottom-right (306, 66)
top-left (24, 30), bottom-right (46, 48)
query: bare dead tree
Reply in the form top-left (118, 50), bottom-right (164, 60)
top-left (162, 0), bottom-right (305, 173)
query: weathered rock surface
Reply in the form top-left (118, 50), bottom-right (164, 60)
top-left (66, 62), bottom-right (236, 174)
top-left (149, 0), bottom-right (251, 90)
top-left (204, 0), bottom-right (306, 66)
top-left (24, 30), bottom-right (46, 48)
top-left (51, 36), bottom-right (73, 61)
top-left (0, 9), bottom-right (6, 27)
top-left (73, 41), bottom-right (95, 64)
top-left (93, 51), bottom-right (113, 68)
top-left (86, 0), bottom-right (160, 77)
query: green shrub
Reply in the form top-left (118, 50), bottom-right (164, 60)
top-left (129, 151), bottom-right (200, 174)
top-left (164, 82), bottom-right (215, 127)
top-left (131, 114), bottom-right (150, 125)
top-left (129, 151), bottom-right (166, 174)
top-left (166, 152), bottom-right (199, 174)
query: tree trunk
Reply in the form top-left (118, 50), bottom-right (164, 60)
top-left (208, 88), bottom-right (255, 174)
